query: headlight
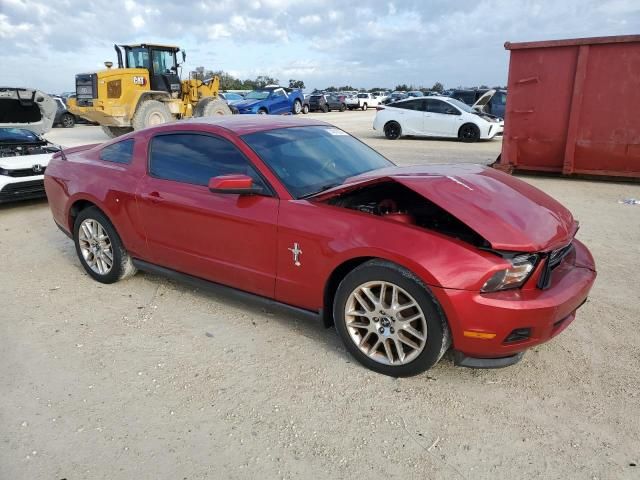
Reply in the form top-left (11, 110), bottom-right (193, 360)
top-left (481, 254), bottom-right (538, 292)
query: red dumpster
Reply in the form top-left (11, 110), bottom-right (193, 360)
top-left (495, 35), bottom-right (640, 179)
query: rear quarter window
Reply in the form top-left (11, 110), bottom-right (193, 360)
top-left (99, 139), bottom-right (134, 164)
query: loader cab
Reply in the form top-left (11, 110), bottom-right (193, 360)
top-left (121, 44), bottom-right (182, 95)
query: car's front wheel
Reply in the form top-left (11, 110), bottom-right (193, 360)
top-left (73, 207), bottom-right (137, 284)
top-left (458, 123), bottom-right (480, 142)
top-left (302, 104), bottom-right (309, 114)
top-left (333, 260), bottom-right (450, 377)
top-left (257, 108), bottom-right (268, 115)
top-left (361, 103), bottom-right (368, 111)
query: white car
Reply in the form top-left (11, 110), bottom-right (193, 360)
top-left (355, 93), bottom-right (378, 111)
top-left (0, 87), bottom-right (60, 203)
top-left (373, 96), bottom-right (503, 142)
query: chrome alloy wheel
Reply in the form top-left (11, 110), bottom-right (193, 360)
top-left (344, 281), bottom-right (428, 365)
top-left (78, 219), bottom-right (113, 275)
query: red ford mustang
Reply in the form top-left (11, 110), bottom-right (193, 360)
top-left (44, 116), bottom-right (596, 376)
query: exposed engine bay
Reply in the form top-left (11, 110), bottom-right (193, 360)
top-left (325, 181), bottom-right (488, 247)
top-left (0, 142), bottom-right (60, 158)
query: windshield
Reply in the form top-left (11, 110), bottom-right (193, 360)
top-left (446, 98), bottom-right (474, 113)
top-left (225, 93), bottom-right (243, 100)
top-left (242, 126), bottom-right (393, 199)
top-left (0, 127), bottom-right (43, 144)
top-left (245, 90), bottom-right (270, 100)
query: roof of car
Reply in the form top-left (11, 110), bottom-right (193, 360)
top-left (179, 115), bottom-right (330, 135)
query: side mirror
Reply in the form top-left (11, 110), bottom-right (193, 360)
top-left (208, 174), bottom-right (262, 195)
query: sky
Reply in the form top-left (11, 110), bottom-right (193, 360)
top-left (1, 0), bottom-right (638, 93)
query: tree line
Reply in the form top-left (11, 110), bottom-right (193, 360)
top-left (190, 68), bottom-right (503, 92)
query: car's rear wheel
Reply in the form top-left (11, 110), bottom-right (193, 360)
top-left (322, 104), bottom-right (329, 113)
top-left (340, 103), bottom-right (346, 112)
top-left (61, 113), bottom-right (75, 128)
top-left (333, 260), bottom-right (449, 377)
top-left (384, 121), bottom-right (402, 140)
top-left (293, 99), bottom-right (302, 114)
top-left (361, 103), bottom-right (368, 111)
top-left (257, 108), bottom-right (268, 115)
top-left (302, 104), bottom-right (309, 114)
top-left (458, 123), bottom-right (480, 142)
top-left (73, 207), bottom-right (137, 284)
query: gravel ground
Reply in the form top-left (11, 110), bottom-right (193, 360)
top-left (1, 111), bottom-right (639, 479)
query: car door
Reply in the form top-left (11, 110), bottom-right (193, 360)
top-left (392, 99), bottom-right (425, 135)
top-left (136, 131), bottom-right (279, 298)
top-left (423, 99), bottom-right (462, 137)
top-left (269, 88), bottom-right (289, 114)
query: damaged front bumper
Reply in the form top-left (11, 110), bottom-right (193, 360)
top-left (433, 239), bottom-right (596, 365)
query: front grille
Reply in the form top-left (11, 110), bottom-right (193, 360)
top-left (0, 179), bottom-right (45, 203)
top-left (76, 73), bottom-right (97, 106)
top-left (537, 242), bottom-right (575, 289)
top-left (1, 166), bottom-right (46, 177)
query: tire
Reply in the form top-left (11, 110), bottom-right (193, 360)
top-left (322, 104), bottom-right (329, 113)
top-left (339, 103), bottom-right (346, 112)
top-left (333, 259), bottom-right (450, 377)
top-left (302, 104), bottom-right (309, 114)
top-left (101, 126), bottom-right (133, 138)
top-left (361, 103), bottom-right (368, 111)
top-left (195, 97), bottom-right (232, 117)
top-left (132, 99), bottom-right (173, 130)
top-left (458, 123), bottom-right (480, 143)
top-left (73, 207), bottom-right (137, 284)
top-left (383, 121), bottom-right (402, 140)
top-left (257, 108), bottom-right (268, 115)
top-left (61, 113), bottom-right (75, 128)
top-left (292, 99), bottom-right (302, 114)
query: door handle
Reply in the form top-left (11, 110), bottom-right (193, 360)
top-left (143, 191), bottom-right (164, 204)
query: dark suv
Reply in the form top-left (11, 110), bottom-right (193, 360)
top-left (308, 94), bottom-right (347, 112)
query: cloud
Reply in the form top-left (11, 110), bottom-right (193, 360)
top-left (0, 0), bottom-right (638, 93)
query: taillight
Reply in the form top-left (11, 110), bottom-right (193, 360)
top-left (376, 106), bottom-right (385, 111)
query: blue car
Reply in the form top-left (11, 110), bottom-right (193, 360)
top-left (234, 86), bottom-right (305, 115)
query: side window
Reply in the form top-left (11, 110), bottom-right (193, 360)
top-left (427, 99), bottom-right (458, 114)
top-left (394, 99), bottom-right (422, 111)
top-left (272, 89), bottom-right (285, 98)
top-left (494, 92), bottom-right (507, 105)
top-left (100, 139), bottom-right (135, 164)
top-left (149, 133), bottom-right (268, 190)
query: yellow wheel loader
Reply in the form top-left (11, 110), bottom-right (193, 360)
top-left (67, 43), bottom-right (231, 137)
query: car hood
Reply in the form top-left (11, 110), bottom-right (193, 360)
top-left (472, 89), bottom-right (495, 109)
top-left (0, 87), bottom-right (57, 135)
top-left (312, 164), bottom-right (577, 252)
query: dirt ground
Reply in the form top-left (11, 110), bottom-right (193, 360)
top-left (1, 111), bottom-right (639, 479)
